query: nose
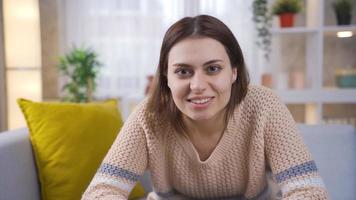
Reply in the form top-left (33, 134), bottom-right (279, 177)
top-left (190, 72), bottom-right (207, 93)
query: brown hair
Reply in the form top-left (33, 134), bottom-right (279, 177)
top-left (147, 15), bottom-right (250, 133)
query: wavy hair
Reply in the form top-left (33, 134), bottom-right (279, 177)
top-left (147, 15), bottom-right (250, 133)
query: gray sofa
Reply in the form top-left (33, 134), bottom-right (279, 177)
top-left (0, 125), bottom-right (355, 200)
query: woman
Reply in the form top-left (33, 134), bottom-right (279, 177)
top-left (83, 15), bottom-right (329, 200)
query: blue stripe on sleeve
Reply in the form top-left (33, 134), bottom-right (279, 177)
top-left (275, 160), bottom-right (318, 183)
top-left (98, 163), bottom-right (140, 182)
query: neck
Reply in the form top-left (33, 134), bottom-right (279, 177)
top-left (183, 109), bottom-right (227, 138)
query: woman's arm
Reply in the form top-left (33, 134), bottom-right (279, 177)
top-left (264, 92), bottom-right (329, 200)
top-left (82, 106), bottom-right (148, 200)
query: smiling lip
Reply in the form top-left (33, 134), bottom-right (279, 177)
top-left (187, 96), bottom-right (214, 109)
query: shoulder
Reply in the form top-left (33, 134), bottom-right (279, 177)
top-left (245, 85), bottom-right (279, 102)
top-left (125, 98), bottom-right (166, 132)
top-left (236, 85), bottom-right (283, 117)
top-left (244, 85), bottom-right (280, 105)
top-left (125, 98), bottom-right (149, 122)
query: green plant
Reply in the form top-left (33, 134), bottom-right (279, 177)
top-left (58, 46), bottom-right (102, 102)
top-left (253, 0), bottom-right (272, 61)
top-left (333, 0), bottom-right (353, 25)
top-left (272, 0), bottom-right (302, 15)
top-left (333, 0), bottom-right (353, 14)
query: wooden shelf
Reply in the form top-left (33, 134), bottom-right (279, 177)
top-left (323, 25), bottom-right (356, 33)
top-left (271, 27), bottom-right (318, 35)
top-left (266, 0), bottom-right (356, 124)
top-left (276, 89), bottom-right (356, 104)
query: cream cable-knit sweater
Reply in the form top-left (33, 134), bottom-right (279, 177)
top-left (82, 85), bottom-right (329, 200)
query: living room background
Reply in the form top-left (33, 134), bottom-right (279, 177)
top-left (0, 0), bottom-right (356, 131)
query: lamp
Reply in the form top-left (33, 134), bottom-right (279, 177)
top-left (337, 31), bottom-right (353, 38)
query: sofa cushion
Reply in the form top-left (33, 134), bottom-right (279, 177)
top-left (17, 99), bottom-right (145, 200)
top-left (299, 124), bottom-right (356, 200)
top-left (0, 128), bottom-right (40, 200)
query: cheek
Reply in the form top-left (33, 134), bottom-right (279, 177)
top-left (168, 79), bottom-right (189, 99)
top-left (213, 79), bottom-right (233, 95)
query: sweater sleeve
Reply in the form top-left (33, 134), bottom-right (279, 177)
top-left (82, 103), bottom-right (148, 200)
top-left (263, 91), bottom-right (329, 200)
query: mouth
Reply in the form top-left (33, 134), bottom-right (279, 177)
top-left (187, 97), bottom-right (214, 105)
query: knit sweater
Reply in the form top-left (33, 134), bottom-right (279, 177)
top-left (82, 85), bottom-right (329, 200)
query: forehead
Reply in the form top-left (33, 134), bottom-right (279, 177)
top-left (168, 37), bottom-right (229, 65)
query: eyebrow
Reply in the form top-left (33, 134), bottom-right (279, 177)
top-left (172, 59), bottom-right (223, 67)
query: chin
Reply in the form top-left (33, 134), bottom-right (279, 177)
top-left (186, 112), bottom-right (215, 122)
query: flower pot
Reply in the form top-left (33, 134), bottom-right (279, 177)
top-left (335, 68), bottom-right (356, 88)
top-left (279, 13), bottom-right (295, 27)
top-left (336, 13), bottom-right (352, 25)
top-left (261, 73), bottom-right (273, 88)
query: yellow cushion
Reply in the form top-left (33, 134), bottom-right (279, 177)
top-left (17, 98), bottom-right (145, 200)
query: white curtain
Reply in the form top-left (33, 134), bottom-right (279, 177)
top-left (198, 0), bottom-right (258, 82)
top-left (59, 0), bottom-right (257, 101)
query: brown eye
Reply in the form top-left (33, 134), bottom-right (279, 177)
top-left (206, 65), bottom-right (222, 74)
top-left (175, 67), bottom-right (193, 78)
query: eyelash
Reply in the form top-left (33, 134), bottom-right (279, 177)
top-left (206, 65), bottom-right (222, 74)
top-left (174, 65), bottom-right (222, 78)
top-left (174, 68), bottom-right (193, 77)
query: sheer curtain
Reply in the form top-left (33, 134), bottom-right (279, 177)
top-left (198, 0), bottom-right (258, 82)
top-left (58, 0), bottom-right (257, 116)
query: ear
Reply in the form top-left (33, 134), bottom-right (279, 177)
top-left (231, 67), bottom-right (237, 84)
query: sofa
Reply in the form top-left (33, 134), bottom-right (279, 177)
top-left (0, 124), bottom-right (355, 200)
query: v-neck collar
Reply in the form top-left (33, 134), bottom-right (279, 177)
top-left (173, 105), bottom-right (242, 167)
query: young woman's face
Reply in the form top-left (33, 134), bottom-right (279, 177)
top-left (167, 37), bottom-right (237, 122)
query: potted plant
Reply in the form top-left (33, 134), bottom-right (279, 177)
top-left (272, 0), bottom-right (302, 27)
top-left (58, 46), bottom-right (102, 102)
top-left (335, 67), bottom-right (356, 88)
top-left (333, 0), bottom-right (353, 25)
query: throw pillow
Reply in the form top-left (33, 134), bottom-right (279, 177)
top-left (17, 98), bottom-right (145, 200)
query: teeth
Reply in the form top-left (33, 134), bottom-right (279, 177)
top-left (190, 98), bottom-right (211, 104)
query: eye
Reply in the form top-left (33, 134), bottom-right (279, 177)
top-left (206, 65), bottom-right (222, 74)
top-left (174, 67), bottom-right (193, 78)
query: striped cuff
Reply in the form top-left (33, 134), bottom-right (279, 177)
top-left (281, 175), bottom-right (326, 194)
top-left (275, 160), bottom-right (326, 195)
top-left (90, 174), bottom-right (135, 193)
top-left (98, 163), bottom-right (140, 182)
top-left (275, 160), bottom-right (318, 183)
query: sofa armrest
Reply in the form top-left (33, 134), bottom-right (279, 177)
top-left (0, 128), bottom-right (41, 200)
